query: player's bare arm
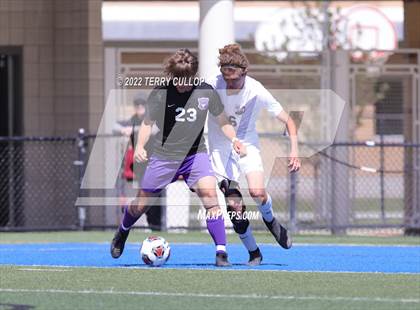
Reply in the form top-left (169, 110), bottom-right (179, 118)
top-left (216, 112), bottom-right (245, 155)
top-left (135, 117), bottom-right (154, 162)
top-left (277, 110), bottom-right (301, 172)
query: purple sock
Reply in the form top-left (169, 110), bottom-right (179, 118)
top-left (119, 205), bottom-right (140, 232)
top-left (206, 215), bottom-right (227, 253)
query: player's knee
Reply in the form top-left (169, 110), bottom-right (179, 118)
top-left (249, 188), bottom-right (266, 201)
top-left (198, 188), bottom-right (217, 200)
top-left (199, 189), bottom-right (219, 210)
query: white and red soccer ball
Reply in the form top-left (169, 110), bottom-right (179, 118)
top-left (140, 236), bottom-right (171, 267)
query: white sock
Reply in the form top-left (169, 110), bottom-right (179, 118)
top-left (216, 245), bottom-right (226, 253)
top-left (239, 226), bottom-right (258, 252)
top-left (258, 194), bottom-right (274, 222)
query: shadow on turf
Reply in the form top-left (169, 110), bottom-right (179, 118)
top-left (0, 304), bottom-right (35, 310)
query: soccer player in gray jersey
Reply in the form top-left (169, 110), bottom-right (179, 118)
top-left (110, 49), bottom-right (243, 266)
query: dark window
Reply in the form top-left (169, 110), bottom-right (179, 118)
top-left (375, 79), bottom-right (404, 135)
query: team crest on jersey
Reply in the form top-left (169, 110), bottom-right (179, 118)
top-left (197, 97), bottom-right (209, 110)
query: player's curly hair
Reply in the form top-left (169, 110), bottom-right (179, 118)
top-left (164, 49), bottom-right (198, 78)
top-left (218, 44), bottom-right (249, 69)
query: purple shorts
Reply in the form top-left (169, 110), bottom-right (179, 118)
top-left (141, 152), bottom-right (214, 193)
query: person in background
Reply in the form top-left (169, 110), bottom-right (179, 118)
top-left (113, 94), bottom-right (162, 231)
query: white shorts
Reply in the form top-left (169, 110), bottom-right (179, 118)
top-left (210, 145), bottom-right (264, 182)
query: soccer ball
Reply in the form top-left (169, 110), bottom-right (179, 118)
top-left (140, 236), bottom-right (171, 267)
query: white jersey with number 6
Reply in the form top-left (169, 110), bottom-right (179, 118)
top-left (207, 74), bottom-right (283, 181)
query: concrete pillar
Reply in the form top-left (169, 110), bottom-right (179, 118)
top-left (330, 50), bottom-right (350, 235)
top-left (199, 1), bottom-right (234, 229)
top-left (199, 0), bottom-right (234, 79)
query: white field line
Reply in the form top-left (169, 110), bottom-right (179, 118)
top-left (289, 243), bottom-right (420, 248)
top-left (0, 288), bottom-right (418, 304)
top-left (1, 264), bottom-right (419, 275)
top-left (0, 247), bottom-right (103, 252)
top-left (18, 268), bottom-right (69, 272)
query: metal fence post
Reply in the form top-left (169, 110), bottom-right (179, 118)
top-left (7, 138), bottom-right (16, 227)
top-left (331, 145), bottom-right (338, 234)
top-left (289, 170), bottom-right (297, 233)
top-left (380, 133), bottom-right (386, 223)
top-left (76, 128), bottom-right (87, 230)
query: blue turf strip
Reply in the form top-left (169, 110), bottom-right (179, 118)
top-left (0, 243), bottom-right (419, 274)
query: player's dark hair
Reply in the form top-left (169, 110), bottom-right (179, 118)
top-left (218, 44), bottom-right (249, 69)
top-left (164, 49), bottom-right (198, 78)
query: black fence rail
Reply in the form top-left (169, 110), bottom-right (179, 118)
top-left (0, 131), bottom-right (419, 234)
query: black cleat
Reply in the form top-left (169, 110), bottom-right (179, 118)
top-left (247, 248), bottom-right (263, 266)
top-left (215, 252), bottom-right (231, 267)
top-left (110, 228), bottom-right (129, 259)
top-left (264, 217), bottom-right (292, 249)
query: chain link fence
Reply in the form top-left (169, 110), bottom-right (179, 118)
top-left (1, 133), bottom-right (419, 234)
top-left (0, 137), bottom-right (79, 230)
top-left (262, 140), bottom-right (420, 233)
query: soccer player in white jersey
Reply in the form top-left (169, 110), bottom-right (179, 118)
top-left (207, 44), bottom-right (301, 265)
